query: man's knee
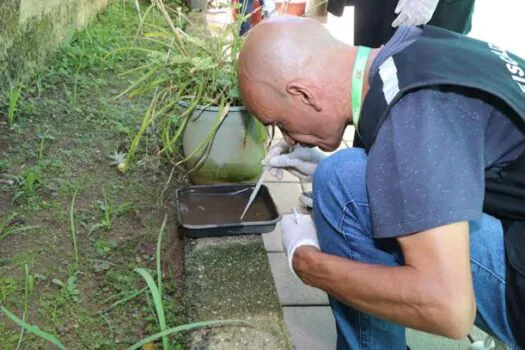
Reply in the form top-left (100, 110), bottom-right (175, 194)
top-left (313, 148), bottom-right (367, 200)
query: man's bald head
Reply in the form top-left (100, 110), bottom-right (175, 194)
top-left (239, 16), bottom-right (343, 85)
top-left (237, 16), bottom-right (354, 151)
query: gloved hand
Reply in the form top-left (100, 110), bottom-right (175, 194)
top-left (391, 0), bottom-right (440, 27)
top-left (280, 212), bottom-right (320, 279)
top-left (263, 141), bottom-right (325, 182)
top-left (263, 140), bottom-right (291, 180)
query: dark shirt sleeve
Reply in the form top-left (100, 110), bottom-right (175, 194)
top-left (367, 88), bottom-right (486, 239)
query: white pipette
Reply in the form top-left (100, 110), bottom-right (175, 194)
top-left (239, 168), bottom-right (266, 221)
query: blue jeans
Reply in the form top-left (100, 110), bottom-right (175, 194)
top-left (312, 148), bottom-right (519, 350)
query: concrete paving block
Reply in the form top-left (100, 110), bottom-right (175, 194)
top-left (283, 306), bottom-right (337, 350)
top-left (268, 252), bottom-right (329, 306)
top-left (263, 227), bottom-right (284, 252)
top-left (266, 182), bottom-right (302, 214)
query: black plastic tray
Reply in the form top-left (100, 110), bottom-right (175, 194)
top-left (175, 184), bottom-right (281, 238)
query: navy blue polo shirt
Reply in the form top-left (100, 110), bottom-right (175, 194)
top-left (366, 26), bottom-right (525, 238)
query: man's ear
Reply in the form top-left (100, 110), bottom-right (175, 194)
top-left (286, 81), bottom-right (322, 112)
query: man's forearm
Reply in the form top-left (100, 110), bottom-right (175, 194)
top-left (293, 246), bottom-right (472, 338)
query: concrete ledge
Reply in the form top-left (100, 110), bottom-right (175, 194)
top-left (185, 236), bottom-right (292, 350)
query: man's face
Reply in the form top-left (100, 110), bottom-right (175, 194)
top-left (240, 82), bottom-right (345, 152)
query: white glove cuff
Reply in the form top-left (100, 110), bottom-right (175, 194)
top-left (287, 240), bottom-right (320, 280)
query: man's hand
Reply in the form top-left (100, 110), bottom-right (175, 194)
top-left (280, 213), bottom-right (320, 278)
top-left (392, 0), bottom-right (440, 27)
top-left (263, 140), bottom-right (325, 182)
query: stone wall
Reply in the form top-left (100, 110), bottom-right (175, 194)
top-left (0, 0), bottom-right (110, 91)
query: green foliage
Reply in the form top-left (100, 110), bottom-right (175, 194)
top-left (0, 159), bottom-right (10, 171)
top-left (0, 277), bottom-right (19, 303)
top-left (70, 188), bottom-right (79, 266)
top-left (0, 306), bottom-right (66, 350)
top-left (51, 274), bottom-right (81, 303)
top-left (12, 166), bottom-right (41, 204)
top-left (16, 264), bottom-right (34, 350)
top-left (36, 130), bottom-right (55, 160)
top-left (128, 215), bottom-right (251, 350)
top-left (6, 83), bottom-right (23, 127)
top-left (118, 0), bottom-right (257, 171)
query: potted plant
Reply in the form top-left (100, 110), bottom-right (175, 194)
top-left (118, 0), bottom-right (268, 184)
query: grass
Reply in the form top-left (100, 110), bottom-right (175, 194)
top-left (16, 264), bottom-right (33, 350)
top-left (70, 188), bottom-right (79, 266)
top-left (11, 166), bottom-right (41, 204)
top-left (0, 306), bottom-right (66, 350)
top-left (6, 83), bottom-right (23, 127)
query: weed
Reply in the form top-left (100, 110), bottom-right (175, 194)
top-left (6, 83), bottom-right (23, 127)
top-left (0, 277), bottom-right (18, 303)
top-left (0, 159), bottom-right (9, 171)
top-left (70, 188), bottom-right (79, 266)
top-left (0, 213), bottom-right (40, 242)
top-left (37, 130), bottom-right (55, 160)
top-left (0, 306), bottom-right (66, 350)
top-left (93, 238), bottom-right (118, 256)
top-left (89, 186), bottom-right (112, 234)
top-left (51, 273), bottom-right (80, 303)
top-left (109, 151), bottom-right (127, 172)
top-left (89, 187), bottom-right (134, 234)
top-left (12, 166), bottom-right (41, 204)
top-left (0, 212), bottom-right (18, 238)
top-left (16, 264), bottom-right (34, 350)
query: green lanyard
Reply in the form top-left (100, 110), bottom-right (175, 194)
top-left (351, 46), bottom-right (371, 134)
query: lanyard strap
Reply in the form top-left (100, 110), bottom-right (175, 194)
top-left (351, 46), bottom-right (371, 133)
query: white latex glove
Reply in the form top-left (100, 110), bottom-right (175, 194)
top-left (263, 143), bottom-right (325, 182)
top-left (468, 336), bottom-right (508, 350)
top-left (391, 0), bottom-right (440, 27)
top-left (280, 211), bottom-right (320, 279)
top-left (263, 140), bottom-right (290, 180)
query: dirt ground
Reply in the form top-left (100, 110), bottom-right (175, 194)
top-left (0, 2), bottom-right (189, 349)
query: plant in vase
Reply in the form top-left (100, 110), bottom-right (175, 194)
top-left (118, 0), bottom-right (269, 184)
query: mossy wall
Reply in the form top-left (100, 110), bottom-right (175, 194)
top-left (0, 0), bottom-right (110, 92)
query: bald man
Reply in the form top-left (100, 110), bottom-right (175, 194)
top-left (237, 16), bottom-right (525, 349)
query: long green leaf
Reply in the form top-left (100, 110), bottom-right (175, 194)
top-left (105, 287), bottom-right (148, 311)
top-left (174, 101), bottom-right (230, 169)
top-left (156, 215), bottom-right (167, 294)
top-left (124, 92), bottom-right (159, 171)
top-left (70, 188), bottom-right (79, 265)
top-left (134, 268), bottom-right (168, 349)
top-left (1, 306), bottom-right (66, 350)
top-left (0, 225), bottom-right (39, 242)
top-left (116, 66), bottom-right (161, 98)
top-left (126, 320), bottom-right (252, 350)
top-left (159, 83), bottom-right (205, 154)
top-left (0, 212), bottom-right (18, 238)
